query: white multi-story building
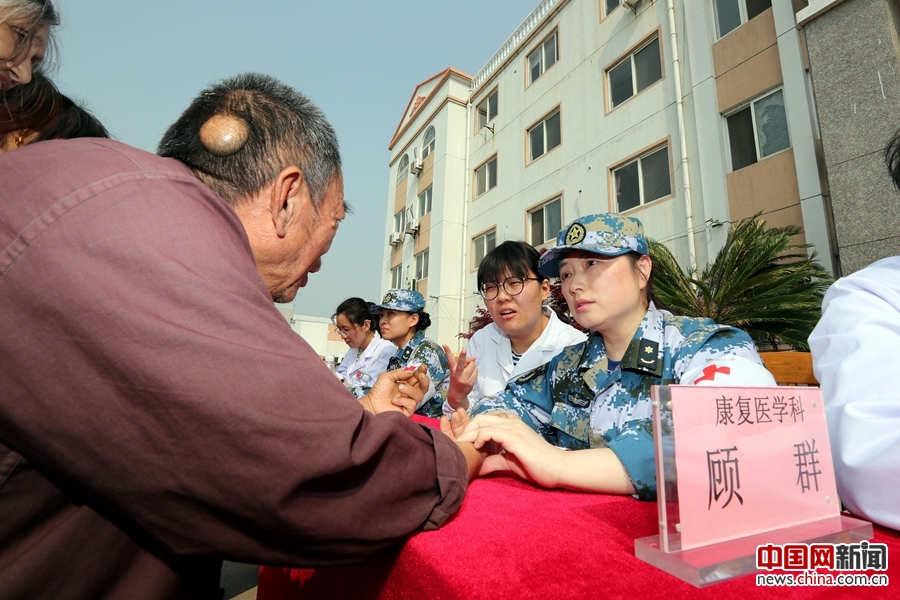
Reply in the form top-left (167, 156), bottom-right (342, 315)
top-left (383, 0), bottom-right (834, 350)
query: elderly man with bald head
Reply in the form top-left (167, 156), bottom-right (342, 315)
top-left (0, 73), bottom-right (481, 600)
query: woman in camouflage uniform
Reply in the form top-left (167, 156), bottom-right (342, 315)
top-left (456, 213), bottom-right (775, 499)
top-left (376, 289), bottom-right (449, 418)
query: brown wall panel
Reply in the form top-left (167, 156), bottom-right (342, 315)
top-left (726, 149), bottom-right (807, 244)
top-left (414, 213), bottom-right (431, 254)
top-left (716, 45), bottom-right (783, 112)
top-left (712, 8), bottom-right (777, 77)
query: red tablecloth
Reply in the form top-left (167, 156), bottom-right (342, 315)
top-left (258, 420), bottom-right (898, 599)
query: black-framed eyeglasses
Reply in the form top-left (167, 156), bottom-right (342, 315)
top-left (478, 277), bottom-right (541, 300)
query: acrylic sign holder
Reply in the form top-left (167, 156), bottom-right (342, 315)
top-left (635, 385), bottom-right (873, 587)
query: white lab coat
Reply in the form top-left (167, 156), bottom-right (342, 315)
top-left (336, 332), bottom-right (395, 393)
top-left (809, 256), bottom-right (900, 530)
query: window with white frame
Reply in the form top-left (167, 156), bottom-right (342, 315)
top-left (396, 155), bottom-right (409, 184)
top-left (477, 90), bottom-right (498, 129)
top-left (418, 187), bottom-right (432, 217)
top-left (726, 89), bottom-right (790, 171)
top-left (528, 31), bottom-right (558, 85)
top-left (475, 157), bottom-right (498, 197)
top-left (612, 145), bottom-right (672, 212)
top-left (529, 197), bottom-right (562, 246)
top-left (393, 208), bottom-right (406, 234)
top-left (472, 230), bottom-right (496, 269)
top-left (391, 265), bottom-right (403, 289)
top-left (415, 250), bottom-right (429, 280)
top-left (607, 37), bottom-right (662, 108)
top-left (422, 127), bottom-right (435, 158)
top-left (604, 0), bottom-right (621, 16)
top-left (528, 110), bottom-right (561, 162)
top-left (714, 0), bottom-right (772, 38)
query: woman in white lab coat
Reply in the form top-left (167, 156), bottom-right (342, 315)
top-left (333, 297), bottom-right (395, 398)
top-left (444, 241), bottom-right (585, 414)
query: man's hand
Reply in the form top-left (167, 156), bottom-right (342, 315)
top-left (360, 365), bottom-right (429, 416)
top-left (443, 344), bottom-right (477, 411)
top-left (439, 408), bottom-right (471, 441)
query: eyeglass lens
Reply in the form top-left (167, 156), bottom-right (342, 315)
top-left (480, 277), bottom-right (526, 300)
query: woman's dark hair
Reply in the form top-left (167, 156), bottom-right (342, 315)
top-left (477, 240), bottom-right (547, 291)
top-left (33, 95), bottom-right (108, 141)
top-left (1, 73), bottom-right (59, 136)
top-left (413, 311), bottom-right (431, 333)
top-left (886, 128), bottom-right (900, 191)
top-left (333, 297), bottom-right (379, 334)
top-left (0, 73), bottom-right (108, 141)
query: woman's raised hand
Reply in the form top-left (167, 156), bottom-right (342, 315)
top-left (443, 344), bottom-right (478, 411)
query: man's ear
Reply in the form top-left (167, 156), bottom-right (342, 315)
top-left (270, 166), bottom-right (304, 238)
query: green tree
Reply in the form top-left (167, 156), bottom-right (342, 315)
top-left (649, 216), bottom-right (832, 351)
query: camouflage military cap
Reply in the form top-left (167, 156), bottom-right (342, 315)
top-left (538, 213), bottom-right (648, 277)
top-left (375, 289), bottom-right (426, 312)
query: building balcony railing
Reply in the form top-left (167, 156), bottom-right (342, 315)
top-left (470, 0), bottom-right (561, 93)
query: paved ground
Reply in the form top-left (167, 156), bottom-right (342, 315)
top-left (222, 561), bottom-right (258, 599)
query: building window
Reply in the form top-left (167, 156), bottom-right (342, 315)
top-left (422, 127), bottom-right (435, 159)
top-left (477, 89), bottom-right (499, 130)
top-left (715, 0), bottom-right (772, 38)
top-left (415, 250), bottom-right (429, 280)
top-left (604, 0), bottom-right (621, 16)
top-left (477, 90), bottom-right (499, 130)
top-left (528, 110), bottom-right (561, 162)
top-left (472, 230), bottom-right (496, 269)
top-left (613, 145), bottom-right (672, 212)
top-left (391, 265), bottom-right (403, 289)
top-left (393, 208), bottom-right (406, 234)
top-left (608, 37), bottom-right (662, 108)
top-left (418, 187), bottom-right (432, 217)
top-left (397, 155), bottom-right (409, 184)
top-left (726, 89), bottom-right (790, 171)
top-left (528, 31), bottom-right (558, 85)
top-left (475, 157), bottom-right (498, 197)
top-left (529, 197), bottom-right (562, 246)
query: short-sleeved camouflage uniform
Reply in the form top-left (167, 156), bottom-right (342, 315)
top-left (375, 289), bottom-right (449, 418)
top-left (471, 302), bottom-right (765, 500)
top-left (387, 330), bottom-right (449, 419)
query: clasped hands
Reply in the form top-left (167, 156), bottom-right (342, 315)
top-left (440, 409), bottom-right (566, 488)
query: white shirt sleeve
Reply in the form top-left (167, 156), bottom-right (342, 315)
top-left (808, 257), bottom-right (900, 530)
top-left (367, 337), bottom-right (396, 381)
top-left (681, 355), bottom-right (777, 387)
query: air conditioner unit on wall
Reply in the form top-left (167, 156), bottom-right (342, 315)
top-left (389, 232), bottom-right (403, 247)
top-left (410, 158), bottom-right (423, 176)
top-left (405, 219), bottom-right (419, 236)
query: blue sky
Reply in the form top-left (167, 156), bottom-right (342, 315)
top-left (51, 0), bottom-right (539, 318)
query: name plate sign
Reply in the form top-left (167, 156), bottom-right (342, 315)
top-left (662, 385), bottom-right (838, 551)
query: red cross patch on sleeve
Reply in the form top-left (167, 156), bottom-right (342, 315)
top-left (693, 364), bottom-right (731, 384)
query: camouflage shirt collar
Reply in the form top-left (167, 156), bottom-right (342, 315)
top-left (400, 330), bottom-right (425, 352)
top-left (581, 302), bottom-right (664, 391)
